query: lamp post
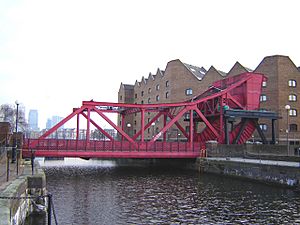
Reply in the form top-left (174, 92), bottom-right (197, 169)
top-left (285, 104), bottom-right (290, 156)
top-left (151, 122), bottom-right (155, 138)
top-left (12, 101), bottom-right (19, 163)
top-left (127, 123), bottom-right (131, 136)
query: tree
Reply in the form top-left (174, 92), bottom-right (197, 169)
top-left (0, 103), bottom-right (28, 132)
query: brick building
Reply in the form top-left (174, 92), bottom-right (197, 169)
top-left (118, 55), bottom-right (300, 147)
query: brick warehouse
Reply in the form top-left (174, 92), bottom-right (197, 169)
top-left (118, 55), bottom-right (300, 149)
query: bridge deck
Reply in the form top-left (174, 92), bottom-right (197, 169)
top-left (22, 139), bottom-right (205, 158)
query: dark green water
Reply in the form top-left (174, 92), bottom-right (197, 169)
top-left (26, 160), bottom-right (300, 225)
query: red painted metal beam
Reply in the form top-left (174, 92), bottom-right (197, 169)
top-left (29, 107), bottom-right (85, 148)
top-left (22, 150), bottom-right (201, 158)
top-left (80, 112), bottom-right (114, 141)
top-left (93, 107), bottom-right (137, 148)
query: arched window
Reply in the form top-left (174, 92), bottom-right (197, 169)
top-left (185, 88), bottom-right (193, 96)
top-left (260, 94), bottom-right (267, 102)
top-left (156, 95), bottom-right (160, 101)
top-left (148, 98), bottom-right (151, 103)
top-left (290, 124), bottom-right (298, 132)
top-left (165, 92), bottom-right (169, 99)
top-left (289, 94), bottom-right (297, 102)
top-left (259, 124), bottom-right (268, 131)
top-left (148, 88), bottom-right (151, 94)
top-left (156, 84), bottom-right (160, 90)
top-left (166, 80), bottom-right (169, 87)
top-left (289, 109), bottom-right (297, 116)
top-left (288, 80), bottom-right (297, 87)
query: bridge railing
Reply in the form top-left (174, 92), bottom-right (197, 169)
top-left (23, 138), bottom-right (204, 153)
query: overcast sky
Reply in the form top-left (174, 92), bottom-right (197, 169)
top-left (1, 0), bottom-right (299, 129)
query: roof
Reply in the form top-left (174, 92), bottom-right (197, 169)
top-left (123, 84), bottom-right (134, 89)
top-left (183, 63), bottom-right (207, 80)
top-left (217, 70), bottom-right (227, 76)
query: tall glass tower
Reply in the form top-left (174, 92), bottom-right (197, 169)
top-left (28, 109), bottom-right (39, 131)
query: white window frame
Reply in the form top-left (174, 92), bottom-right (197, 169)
top-left (260, 94), bottom-right (267, 102)
top-left (289, 94), bottom-right (297, 102)
top-left (186, 88), bottom-right (193, 96)
top-left (288, 80), bottom-right (297, 87)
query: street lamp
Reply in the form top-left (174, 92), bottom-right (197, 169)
top-left (12, 101), bottom-right (19, 163)
top-left (127, 123), bottom-right (131, 136)
top-left (285, 104), bottom-right (290, 156)
top-left (151, 122), bottom-right (155, 138)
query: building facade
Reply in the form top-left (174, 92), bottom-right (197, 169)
top-left (118, 55), bottom-right (300, 147)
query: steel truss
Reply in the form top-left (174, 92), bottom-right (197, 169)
top-left (23, 72), bottom-right (274, 158)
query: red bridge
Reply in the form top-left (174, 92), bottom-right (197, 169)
top-left (22, 72), bottom-right (276, 159)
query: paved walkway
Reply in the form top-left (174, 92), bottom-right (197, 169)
top-left (207, 157), bottom-right (300, 168)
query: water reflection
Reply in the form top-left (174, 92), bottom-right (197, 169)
top-left (28, 159), bottom-right (300, 224)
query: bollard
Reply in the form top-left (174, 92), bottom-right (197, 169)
top-left (48, 193), bottom-right (52, 225)
top-left (6, 149), bottom-right (10, 182)
top-left (31, 152), bottom-right (35, 175)
top-left (16, 149), bottom-right (19, 175)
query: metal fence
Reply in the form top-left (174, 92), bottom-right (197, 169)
top-left (0, 147), bottom-right (22, 185)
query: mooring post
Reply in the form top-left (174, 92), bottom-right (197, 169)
top-left (6, 148), bottom-right (10, 182)
top-left (48, 193), bottom-right (52, 225)
top-left (31, 150), bottom-right (35, 175)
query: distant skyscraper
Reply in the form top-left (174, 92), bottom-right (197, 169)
top-left (52, 116), bottom-right (63, 127)
top-left (46, 118), bottom-right (52, 130)
top-left (28, 109), bottom-right (39, 131)
top-left (46, 115), bottom-right (64, 130)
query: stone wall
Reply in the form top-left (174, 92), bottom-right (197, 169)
top-left (206, 143), bottom-right (300, 162)
top-left (196, 158), bottom-right (300, 188)
top-left (0, 161), bottom-right (47, 225)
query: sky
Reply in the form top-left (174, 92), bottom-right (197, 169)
top-left (0, 0), bottom-right (299, 129)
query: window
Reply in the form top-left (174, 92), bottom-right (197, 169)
top-left (185, 126), bottom-right (190, 133)
top-left (148, 118), bottom-right (150, 123)
top-left (289, 109), bottom-right (297, 116)
top-left (135, 93), bottom-right (137, 99)
top-left (148, 128), bottom-right (150, 134)
top-left (119, 121), bottom-right (122, 126)
top-left (262, 81), bottom-right (267, 87)
top-left (156, 95), bottom-right (160, 101)
top-left (290, 124), bottom-right (298, 132)
top-left (259, 124), bottom-right (268, 131)
top-left (148, 98), bottom-right (151, 103)
top-left (120, 95), bottom-right (123, 100)
top-left (134, 120), bottom-right (137, 125)
top-left (288, 80), bottom-right (297, 87)
top-left (289, 94), bottom-right (297, 102)
top-left (156, 84), bottom-right (160, 91)
top-left (184, 113), bottom-right (190, 120)
top-left (141, 100), bottom-right (144, 104)
top-left (141, 91), bottom-right (144, 96)
top-left (155, 127), bottom-right (159, 133)
top-left (148, 88), bottom-right (151, 94)
top-left (186, 88), bottom-right (193, 96)
top-left (166, 92), bottom-right (169, 99)
top-left (260, 94), bottom-right (267, 102)
top-left (166, 80), bottom-right (169, 87)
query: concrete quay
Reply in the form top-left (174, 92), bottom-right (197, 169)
top-left (196, 157), bottom-right (300, 188)
top-left (0, 160), bottom-right (47, 225)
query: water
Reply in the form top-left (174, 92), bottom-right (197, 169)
top-left (26, 159), bottom-right (300, 225)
